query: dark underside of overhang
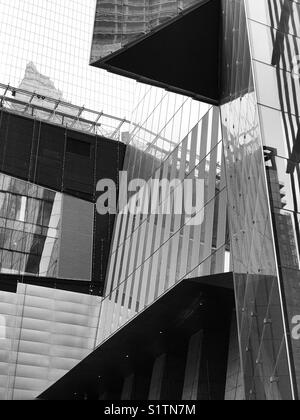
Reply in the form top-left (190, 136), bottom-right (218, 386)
top-left (91, 0), bottom-right (221, 105)
top-left (39, 273), bottom-right (234, 400)
top-left (0, 273), bottom-right (102, 296)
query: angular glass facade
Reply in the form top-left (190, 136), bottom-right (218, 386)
top-left (91, 0), bottom-right (199, 62)
top-left (89, 0), bottom-right (300, 401)
top-left (220, 0), bottom-right (299, 400)
top-left (0, 83), bottom-right (127, 399)
top-left (96, 88), bottom-right (229, 345)
top-left (0, 0), bottom-right (299, 401)
top-left (245, 0), bottom-right (300, 397)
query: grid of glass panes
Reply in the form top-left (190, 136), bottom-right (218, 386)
top-left (0, 0), bottom-right (136, 119)
top-left (96, 90), bottom-right (229, 346)
top-left (245, 0), bottom-right (300, 398)
top-left (220, 0), bottom-right (295, 400)
top-left (0, 173), bottom-right (61, 277)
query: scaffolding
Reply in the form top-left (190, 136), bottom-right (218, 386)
top-left (0, 83), bottom-right (131, 141)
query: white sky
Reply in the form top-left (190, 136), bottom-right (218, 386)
top-left (0, 0), bottom-right (209, 150)
top-left (0, 0), bottom-right (136, 118)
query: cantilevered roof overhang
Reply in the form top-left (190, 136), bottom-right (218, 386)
top-left (39, 273), bottom-right (234, 400)
top-left (91, 0), bottom-right (221, 105)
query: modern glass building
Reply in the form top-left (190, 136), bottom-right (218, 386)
top-left (0, 108), bottom-right (127, 399)
top-left (0, 1), bottom-right (135, 399)
top-left (0, 0), bottom-right (300, 401)
top-left (90, 0), bottom-right (199, 62)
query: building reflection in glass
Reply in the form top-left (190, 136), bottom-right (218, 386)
top-left (245, 0), bottom-right (300, 398)
top-left (0, 173), bottom-right (94, 281)
top-left (220, 0), bottom-right (294, 400)
top-left (96, 92), bottom-right (229, 346)
top-left (0, 173), bottom-right (61, 277)
top-left (265, 150), bottom-right (300, 395)
top-left (91, 0), bottom-right (200, 63)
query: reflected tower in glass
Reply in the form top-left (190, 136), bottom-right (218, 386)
top-left (91, 0), bottom-right (200, 63)
top-left (84, 0), bottom-right (300, 401)
top-left (0, 0), bottom-right (136, 118)
top-left (0, 0), bottom-right (133, 401)
top-left (1, 0), bottom-right (300, 401)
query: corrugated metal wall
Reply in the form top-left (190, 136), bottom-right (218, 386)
top-left (0, 284), bottom-right (100, 400)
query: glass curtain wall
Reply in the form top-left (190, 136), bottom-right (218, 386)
top-left (220, 0), bottom-right (295, 400)
top-left (96, 87), bottom-right (229, 345)
top-left (245, 0), bottom-right (300, 397)
top-left (91, 0), bottom-right (200, 62)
